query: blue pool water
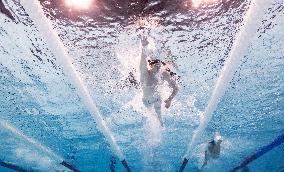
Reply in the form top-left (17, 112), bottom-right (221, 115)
top-left (0, 0), bottom-right (284, 171)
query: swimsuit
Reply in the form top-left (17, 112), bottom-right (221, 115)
top-left (143, 95), bottom-right (161, 108)
top-left (142, 86), bottom-right (161, 108)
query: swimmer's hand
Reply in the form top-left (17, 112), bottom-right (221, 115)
top-left (164, 98), bottom-right (172, 108)
top-left (140, 36), bottom-right (149, 46)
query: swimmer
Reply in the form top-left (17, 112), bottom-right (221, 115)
top-left (139, 35), bottom-right (179, 126)
top-left (202, 132), bottom-right (222, 168)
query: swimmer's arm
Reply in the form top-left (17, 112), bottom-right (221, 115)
top-left (163, 72), bottom-right (179, 108)
top-left (139, 36), bottom-right (149, 79)
top-left (140, 46), bottom-right (148, 78)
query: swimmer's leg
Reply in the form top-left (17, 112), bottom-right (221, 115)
top-left (202, 150), bottom-right (209, 168)
top-left (154, 102), bottom-right (163, 127)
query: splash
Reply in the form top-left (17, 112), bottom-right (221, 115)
top-left (124, 93), bottom-right (163, 147)
top-left (115, 28), bottom-right (157, 86)
top-left (15, 147), bottom-right (56, 171)
top-left (144, 113), bottom-right (163, 146)
top-left (135, 16), bottom-right (161, 29)
top-left (142, 113), bottom-right (163, 171)
top-left (115, 30), bottom-right (142, 78)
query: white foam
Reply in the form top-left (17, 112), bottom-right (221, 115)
top-left (115, 31), bottom-right (141, 79)
top-left (15, 147), bottom-right (55, 171)
top-left (144, 113), bottom-right (163, 147)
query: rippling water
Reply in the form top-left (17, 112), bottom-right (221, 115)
top-left (0, 0), bottom-right (284, 171)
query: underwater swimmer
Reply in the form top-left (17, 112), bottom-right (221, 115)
top-left (202, 132), bottom-right (222, 168)
top-left (139, 35), bottom-right (179, 126)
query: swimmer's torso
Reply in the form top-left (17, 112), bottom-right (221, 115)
top-left (141, 70), bottom-right (165, 100)
top-left (208, 143), bottom-right (221, 158)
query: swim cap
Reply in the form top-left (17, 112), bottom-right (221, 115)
top-left (213, 132), bottom-right (222, 142)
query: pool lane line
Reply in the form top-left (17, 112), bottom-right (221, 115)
top-left (179, 0), bottom-right (273, 171)
top-left (231, 133), bottom-right (284, 172)
top-left (0, 120), bottom-right (81, 172)
top-left (61, 161), bottom-right (81, 172)
top-left (0, 159), bottom-right (81, 172)
top-left (0, 120), bottom-right (61, 160)
top-left (121, 159), bottom-right (131, 172)
top-left (19, 0), bottom-right (130, 171)
top-left (0, 160), bottom-right (29, 172)
top-left (179, 158), bottom-right (188, 172)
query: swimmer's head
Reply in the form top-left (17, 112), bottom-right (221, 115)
top-left (148, 59), bottom-right (166, 71)
top-left (148, 59), bottom-right (178, 77)
top-left (213, 132), bottom-right (222, 144)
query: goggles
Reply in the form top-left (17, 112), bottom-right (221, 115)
top-left (148, 59), bottom-right (166, 66)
